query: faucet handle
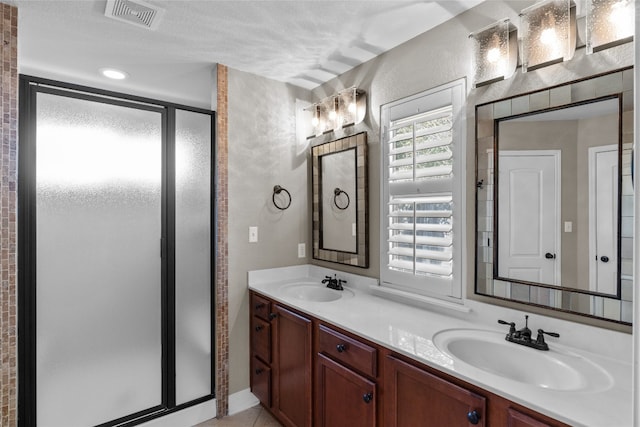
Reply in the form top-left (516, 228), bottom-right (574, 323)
top-left (497, 319), bottom-right (516, 334)
top-left (537, 329), bottom-right (560, 338)
top-left (535, 329), bottom-right (559, 350)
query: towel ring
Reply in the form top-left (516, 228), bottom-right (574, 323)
top-left (272, 185), bottom-right (292, 210)
top-left (333, 188), bottom-right (350, 210)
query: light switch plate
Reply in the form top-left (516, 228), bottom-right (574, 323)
top-left (249, 226), bottom-right (258, 243)
top-left (298, 243), bottom-right (305, 258)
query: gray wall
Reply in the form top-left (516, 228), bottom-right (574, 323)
top-left (225, 0), bottom-right (634, 393)
top-left (227, 68), bottom-right (311, 393)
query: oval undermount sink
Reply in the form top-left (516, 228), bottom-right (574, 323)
top-left (280, 282), bottom-right (355, 302)
top-left (433, 329), bottom-right (612, 392)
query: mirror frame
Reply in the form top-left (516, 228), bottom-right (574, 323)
top-left (312, 132), bottom-right (368, 267)
top-left (474, 67), bottom-right (634, 324)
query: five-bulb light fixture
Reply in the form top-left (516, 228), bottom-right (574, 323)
top-left (470, 0), bottom-right (634, 87)
top-left (304, 87), bottom-right (366, 138)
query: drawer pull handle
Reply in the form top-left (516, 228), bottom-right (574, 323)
top-left (467, 410), bottom-right (480, 425)
top-left (255, 303), bottom-right (266, 309)
top-left (336, 344), bottom-right (347, 353)
top-left (255, 325), bottom-right (264, 332)
top-left (362, 392), bottom-right (373, 404)
top-left (269, 313), bottom-right (277, 320)
top-left (255, 368), bottom-right (263, 375)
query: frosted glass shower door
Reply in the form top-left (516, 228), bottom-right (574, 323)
top-left (35, 92), bottom-right (163, 427)
top-left (175, 109), bottom-right (212, 404)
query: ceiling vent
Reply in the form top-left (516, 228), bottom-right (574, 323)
top-left (105, 0), bottom-right (165, 30)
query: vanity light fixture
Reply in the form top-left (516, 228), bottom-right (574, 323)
top-left (100, 67), bottom-right (128, 80)
top-left (586, 0), bottom-right (634, 54)
top-left (520, 0), bottom-right (576, 73)
top-left (304, 87), bottom-right (366, 138)
top-left (469, 18), bottom-right (518, 87)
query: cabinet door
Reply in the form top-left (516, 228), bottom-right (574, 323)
top-left (507, 408), bottom-right (554, 427)
top-left (316, 353), bottom-right (376, 427)
top-left (385, 356), bottom-right (486, 427)
top-left (273, 305), bottom-right (312, 427)
top-left (251, 356), bottom-right (271, 407)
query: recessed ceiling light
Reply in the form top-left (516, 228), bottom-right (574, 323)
top-left (100, 68), bottom-right (128, 80)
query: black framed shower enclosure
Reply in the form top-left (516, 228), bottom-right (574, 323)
top-left (18, 75), bottom-right (216, 427)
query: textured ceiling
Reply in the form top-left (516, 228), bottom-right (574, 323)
top-left (10, 0), bottom-right (483, 107)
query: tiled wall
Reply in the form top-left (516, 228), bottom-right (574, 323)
top-left (215, 64), bottom-right (229, 418)
top-left (0, 3), bottom-right (17, 426)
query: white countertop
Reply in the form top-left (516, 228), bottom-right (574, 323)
top-left (248, 264), bottom-right (632, 427)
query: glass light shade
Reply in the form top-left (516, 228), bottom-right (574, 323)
top-left (305, 103), bottom-right (326, 137)
top-left (586, 0), bottom-right (634, 54)
top-left (520, 0), bottom-right (576, 72)
top-left (337, 87), bottom-right (357, 128)
top-left (470, 19), bottom-right (517, 86)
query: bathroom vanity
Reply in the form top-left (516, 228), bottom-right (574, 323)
top-left (247, 265), bottom-right (631, 427)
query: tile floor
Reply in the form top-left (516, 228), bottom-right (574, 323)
top-left (194, 405), bottom-right (283, 427)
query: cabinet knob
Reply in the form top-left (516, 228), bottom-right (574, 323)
top-left (467, 410), bottom-right (480, 425)
top-left (255, 325), bottom-right (263, 332)
top-left (255, 303), bottom-right (266, 310)
top-left (255, 368), bottom-right (263, 375)
top-left (269, 313), bottom-right (277, 320)
top-left (362, 392), bottom-right (373, 404)
top-left (336, 344), bottom-right (347, 353)
top-left (600, 255), bottom-right (610, 263)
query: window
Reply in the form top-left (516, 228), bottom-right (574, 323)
top-left (380, 79), bottom-right (466, 301)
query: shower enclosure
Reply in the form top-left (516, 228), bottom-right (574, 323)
top-left (18, 76), bottom-right (215, 427)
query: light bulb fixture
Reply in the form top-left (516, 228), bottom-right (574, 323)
top-left (586, 0), bottom-right (634, 54)
top-left (469, 18), bottom-right (518, 87)
top-left (304, 87), bottom-right (366, 138)
top-left (99, 67), bottom-right (128, 80)
top-left (520, 0), bottom-right (576, 73)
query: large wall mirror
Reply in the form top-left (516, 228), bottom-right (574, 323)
top-left (312, 132), bottom-right (368, 267)
top-left (475, 68), bottom-right (633, 324)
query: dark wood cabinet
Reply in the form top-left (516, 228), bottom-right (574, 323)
top-left (315, 324), bottom-right (378, 427)
top-left (385, 355), bottom-right (486, 427)
top-left (316, 353), bottom-right (376, 427)
top-left (506, 408), bottom-right (555, 427)
top-left (272, 304), bottom-right (312, 427)
top-left (249, 290), bottom-right (569, 427)
top-left (250, 293), bottom-right (272, 408)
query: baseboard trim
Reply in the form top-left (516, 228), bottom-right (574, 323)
top-left (228, 388), bottom-right (260, 415)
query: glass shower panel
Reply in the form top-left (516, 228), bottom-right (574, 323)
top-left (175, 109), bottom-right (212, 404)
top-left (36, 92), bottom-right (163, 427)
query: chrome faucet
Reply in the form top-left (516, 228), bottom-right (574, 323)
top-left (498, 315), bottom-right (559, 351)
top-left (322, 274), bottom-right (346, 291)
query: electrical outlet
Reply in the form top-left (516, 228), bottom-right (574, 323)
top-left (564, 221), bottom-right (572, 233)
top-left (298, 243), bottom-right (306, 258)
top-left (249, 226), bottom-right (258, 243)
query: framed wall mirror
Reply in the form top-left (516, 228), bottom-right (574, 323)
top-left (312, 132), bottom-right (368, 267)
top-left (475, 68), bottom-right (634, 323)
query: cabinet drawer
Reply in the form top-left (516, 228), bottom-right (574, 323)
top-left (252, 356), bottom-right (271, 408)
top-left (252, 317), bottom-right (271, 363)
top-left (318, 324), bottom-right (377, 377)
top-left (252, 293), bottom-right (271, 321)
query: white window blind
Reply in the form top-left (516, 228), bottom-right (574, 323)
top-left (380, 79), bottom-right (465, 301)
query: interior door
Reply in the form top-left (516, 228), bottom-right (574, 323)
top-left (589, 145), bottom-right (618, 295)
top-left (498, 151), bottom-right (561, 286)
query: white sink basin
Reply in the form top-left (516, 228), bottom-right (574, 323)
top-left (433, 329), bottom-right (612, 392)
top-left (280, 282), bottom-right (355, 302)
